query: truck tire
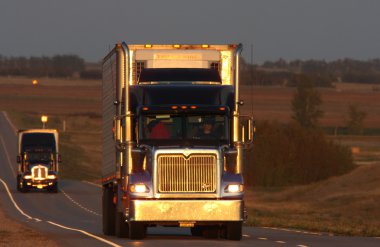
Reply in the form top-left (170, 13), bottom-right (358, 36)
top-left (203, 226), bottom-right (220, 239)
top-left (19, 180), bottom-right (29, 193)
top-left (115, 212), bottom-right (129, 238)
top-left (48, 182), bottom-right (58, 193)
top-left (129, 221), bottom-right (145, 240)
top-left (16, 176), bottom-right (21, 192)
top-left (190, 226), bottom-right (203, 237)
top-left (226, 221), bottom-right (242, 240)
top-left (102, 187), bottom-right (116, 235)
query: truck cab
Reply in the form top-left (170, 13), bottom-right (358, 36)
top-left (16, 129), bottom-right (60, 193)
top-left (102, 44), bottom-right (254, 240)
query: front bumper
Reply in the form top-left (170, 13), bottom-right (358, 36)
top-left (23, 179), bottom-right (57, 189)
top-left (129, 199), bottom-right (244, 222)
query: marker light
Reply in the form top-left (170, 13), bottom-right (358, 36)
top-left (41, 115), bottom-right (48, 123)
top-left (181, 106), bottom-right (188, 109)
top-left (142, 107), bottom-right (149, 111)
top-left (173, 44), bottom-right (181, 48)
top-left (171, 106), bottom-right (178, 110)
top-left (145, 44), bottom-right (152, 48)
top-left (219, 107), bottom-right (225, 111)
top-left (225, 184), bottom-right (243, 193)
top-left (190, 106), bottom-right (197, 109)
top-left (201, 44), bottom-right (209, 48)
top-left (130, 184), bottom-right (149, 193)
top-left (24, 175), bottom-right (32, 179)
top-left (48, 174), bottom-right (56, 179)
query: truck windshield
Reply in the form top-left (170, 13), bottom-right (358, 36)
top-left (21, 133), bottom-right (56, 152)
top-left (25, 152), bottom-right (53, 164)
top-left (140, 114), bottom-right (228, 144)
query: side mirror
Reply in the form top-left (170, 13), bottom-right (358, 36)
top-left (17, 155), bottom-right (21, 163)
top-left (239, 115), bottom-right (255, 147)
top-left (113, 117), bottom-right (121, 142)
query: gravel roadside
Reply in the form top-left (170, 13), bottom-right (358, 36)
top-left (0, 206), bottom-right (57, 247)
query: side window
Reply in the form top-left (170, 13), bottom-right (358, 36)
top-left (210, 62), bottom-right (220, 72)
top-left (134, 61), bottom-right (146, 83)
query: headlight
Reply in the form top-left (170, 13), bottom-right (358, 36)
top-left (23, 175), bottom-right (32, 179)
top-left (130, 184), bottom-right (149, 193)
top-left (48, 174), bottom-right (56, 179)
top-left (225, 184), bottom-right (244, 193)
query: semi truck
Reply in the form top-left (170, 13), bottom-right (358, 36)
top-left (102, 43), bottom-right (254, 240)
top-left (16, 129), bottom-right (60, 193)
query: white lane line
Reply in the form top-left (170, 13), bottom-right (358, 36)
top-left (262, 226), bottom-right (322, 236)
top-left (1, 177), bottom-right (121, 247)
top-left (243, 234), bottom-right (250, 238)
top-left (0, 135), bottom-right (16, 177)
top-left (1, 111), bottom-right (17, 133)
top-left (82, 180), bottom-right (102, 188)
top-left (47, 221), bottom-right (121, 247)
top-left (275, 240), bottom-right (286, 244)
top-left (60, 188), bottom-right (101, 217)
top-left (0, 178), bottom-right (33, 220)
top-left (297, 245), bottom-right (309, 247)
top-left (258, 237), bottom-right (268, 240)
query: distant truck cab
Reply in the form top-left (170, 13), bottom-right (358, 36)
top-left (102, 44), bottom-right (254, 240)
top-left (16, 129), bottom-right (60, 193)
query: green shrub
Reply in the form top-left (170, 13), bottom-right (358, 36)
top-left (245, 121), bottom-right (354, 187)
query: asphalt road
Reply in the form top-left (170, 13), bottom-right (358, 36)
top-left (0, 111), bottom-right (379, 247)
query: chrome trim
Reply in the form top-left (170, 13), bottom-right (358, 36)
top-left (130, 200), bottom-right (243, 222)
top-left (157, 154), bottom-right (217, 193)
top-left (31, 165), bottom-right (48, 180)
top-left (153, 148), bottom-right (221, 198)
top-left (233, 44), bottom-right (243, 173)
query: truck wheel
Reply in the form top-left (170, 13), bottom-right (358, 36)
top-left (203, 226), bottom-right (220, 239)
top-left (190, 226), bottom-right (203, 237)
top-left (129, 222), bottom-right (145, 240)
top-left (16, 176), bottom-right (21, 192)
top-left (115, 212), bottom-right (129, 238)
top-left (226, 221), bottom-right (242, 240)
top-left (19, 180), bottom-right (29, 193)
top-left (48, 183), bottom-right (59, 193)
top-left (102, 187), bottom-right (116, 235)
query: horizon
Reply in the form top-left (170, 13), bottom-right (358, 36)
top-left (1, 1), bottom-right (380, 64)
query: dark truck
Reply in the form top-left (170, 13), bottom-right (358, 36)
top-left (16, 129), bottom-right (60, 193)
top-left (102, 44), bottom-right (254, 240)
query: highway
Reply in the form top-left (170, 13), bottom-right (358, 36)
top-left (0, 111), bottom-right (379, 247)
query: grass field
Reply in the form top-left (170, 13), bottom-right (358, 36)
top-left (1, 76), bottom-right (380, 236)
top-left (246, 163), bottom-right (380, 236)
top-left (240, 84), bottom-right (380, 128)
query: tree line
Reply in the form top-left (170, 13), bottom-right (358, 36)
top-left (2, 54), bottom-right (379, 85)
top-left (0, 55), bottom-right (100, 79)
top-left (241, 58), bottom-right (380, 87)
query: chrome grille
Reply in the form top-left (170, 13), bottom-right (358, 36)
top-left (158, 154), bottom-right (216, 193)
top-left (31, 166), bottom-right (48, 180)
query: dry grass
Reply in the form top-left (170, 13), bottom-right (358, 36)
top-left (246, 163), bottom-right (380, 236)
top-left (329, 136), bottom-right (380, 164)
top-left (0, 206), bottom-right (57, 246)
top-left (240, 85), bottom-right (380, 128)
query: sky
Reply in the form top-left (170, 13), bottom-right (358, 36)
top-left (1, 0), bottom-right (379, 64)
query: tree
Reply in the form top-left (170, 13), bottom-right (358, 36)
top-left (346, 105), bottom-right (367, 135)
top-left (291, 76), bottom-right (324, 128)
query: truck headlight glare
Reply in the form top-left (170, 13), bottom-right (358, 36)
top-left (225, 184), bottom-right (243, 193)
top-left (130, 184), bottom-right (149, 193)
